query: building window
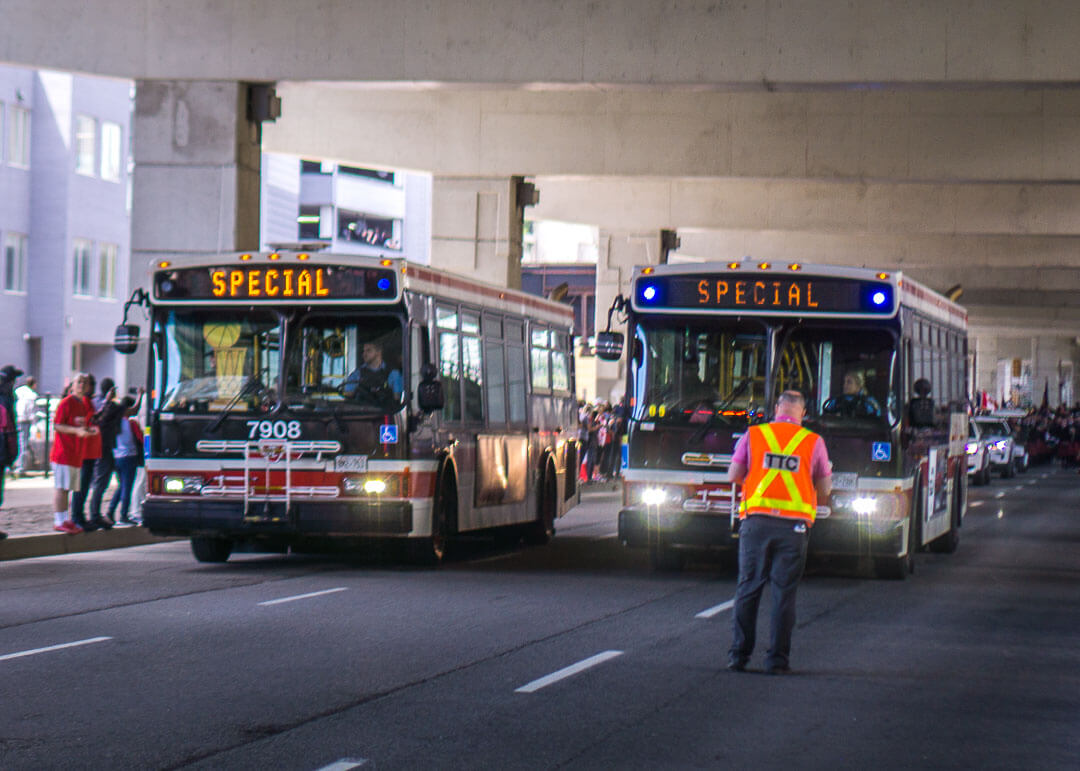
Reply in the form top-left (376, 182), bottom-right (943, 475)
top-left (8, 106), bottom-right (30, 168)
top-left (101, 121), bottom-right (122, 182)
top-left (98, 242), bottom-right (118, 298)
top-left (300, 159), bottom-right (332, 174)
top-left (3, 233), bottom-right (28, 293)
top-left (73, 239), bottom-right (93, 296)
top-left (297, 205), bottom-right (322, 240)
top-left (337, 209), bottom-right (400, 249)
top-left (338, 164), bottom-right (395, 184)
top-left (75, 115), bottom-right (97, 176)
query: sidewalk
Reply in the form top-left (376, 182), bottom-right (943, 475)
top-left (1, 473), bottom-right (173, 562)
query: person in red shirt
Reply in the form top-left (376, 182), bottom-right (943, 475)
top-left (70, 374), bottom-right (112, 531)
top-left (51, 373), bottom-right (98, 534)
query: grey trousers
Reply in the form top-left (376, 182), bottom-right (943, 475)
top-left (729, 514), bottom-right (810, 670)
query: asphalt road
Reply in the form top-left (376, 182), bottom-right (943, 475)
top-left (1, 470), bottom-right (1077, 770)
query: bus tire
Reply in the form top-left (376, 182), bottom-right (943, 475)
top-left (411, 473), bottom-right (455, 565)
top-left (523, 461), bottom-right (557, 546)
top-left (191, 536), bottom-right (232, 563)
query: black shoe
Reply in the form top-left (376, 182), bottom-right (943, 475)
top-left (87, 518), bottom-right (112, 531)
top-left (764, 665), bottom-right (793, 676)
top-left (727, 658), bottom-right (747, 673)
top-left (80, 520), bottom-right (98, 532)
top-left (0, 530), bottom-right (7, 540)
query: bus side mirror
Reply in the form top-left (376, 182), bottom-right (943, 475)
top-left (114, 324), bottom-right (140, 354)
top-left (417, 363), bottom-right (444, 413)
top-left (595, 331), bottom-right (624, 361)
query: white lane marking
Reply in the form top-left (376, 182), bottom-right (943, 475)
top-left (969, 501), bottom-right (984, 508)
top-left (995, 491), bottom-right (1006, 498)
top-left (314, 760), bottom-right (368, 771)
top-left (1013, 485), bottom-right (1025, 490)
top-left (515, 650), bottom-right (624, 693)
top-left (695, 599), bottom-right (735, 619)
top-left (1026, 480), bottom-right (1038, 485)
top-left (0, 636), bottom-right (112, 662)
top-left (259, 587), bottom-right (347, 606)
top-left (591, 533), bottom-right (619, 541)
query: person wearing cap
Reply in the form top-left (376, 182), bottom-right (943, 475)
top-left (726, 389), bottom-right (832, 675)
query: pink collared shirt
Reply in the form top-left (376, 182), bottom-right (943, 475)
top-left (730, 415), bottom-right (832, 479)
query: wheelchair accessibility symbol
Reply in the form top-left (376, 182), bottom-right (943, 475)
top-left (871, 442), bottom-right (891, 462)
top-left (379, 424), bottom-right (399, 444)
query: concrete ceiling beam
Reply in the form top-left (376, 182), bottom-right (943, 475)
top-left (7, 1), bottom-right (1080, 86)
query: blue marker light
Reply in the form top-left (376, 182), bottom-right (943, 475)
top-left (377, 277), bottom-right (391, 291)
top-left (642, 285), bottom-right (658, 301)
top-left (871, 290), bottom-right (886, 306)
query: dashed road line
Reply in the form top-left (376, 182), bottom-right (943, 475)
top-left (969, 501), bottom-right (985, 508)
top-left (515, 650), bottom-right (624, 693)
top-left (0, 636), bottom-right (112, 662)
top-left (995, 491), bottom-right (1006, 498)
top-left (259, 587), bottom-right (347, 606)
top-left (314, 760), bottom-right (368, 771)
top-left (695, 599), bottom-right (735, 619)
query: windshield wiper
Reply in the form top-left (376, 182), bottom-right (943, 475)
top-left (205, 378), bottom-right (261, 434)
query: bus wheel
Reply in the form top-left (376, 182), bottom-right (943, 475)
top-left (411, 476), bottom-right (455, 565)
top-left (191, 536), bottom-right (233, 563)
top-left (523, 462), bottom-right (557, 546)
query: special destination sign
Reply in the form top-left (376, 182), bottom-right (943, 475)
top-left (153, 265), bottom-right (398, 302)
top-left (634, 275), bottom-right (895, 315)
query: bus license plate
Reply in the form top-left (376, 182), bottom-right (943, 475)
top-left (831, 472), bottom-right (858, 491)
top-left (335, 455), bottom-right (368, 472)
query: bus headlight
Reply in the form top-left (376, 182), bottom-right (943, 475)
top-left (363, 478), bottom-right (387, 495)
top-left (851, 496), bottom-right (878, 515)
top-left (163, 476), bottom-right (203, 495)
top-left (641, 486), bottom-right (674, 506)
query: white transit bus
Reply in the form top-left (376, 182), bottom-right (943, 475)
top-left (596, 260), bottom-right (968, 578)
top-left (115, 251), bottom-right (580, 563)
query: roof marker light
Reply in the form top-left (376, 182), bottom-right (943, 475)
top-left (157, 260), bottom-right (171, 269)
top-left (727, 262), bottom-right (740, 270)
top-left (877, 272), bottom-right (889, 280)
top-left (758, 262), bottom-right (771, 270)
top-left (268, 253), bottom-right (281, 261)
top-left (239, 254), bottom-right (252, 261)
top-left (642, 267), bottom-right (654, 275)
top-left (297, 253), bottom-right (310, 261)
top-left (789, 263), bottom-right (802, 271)
top-left (380, 259), bottom-right (393, 267)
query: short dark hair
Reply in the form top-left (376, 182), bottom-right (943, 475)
top-left (777, 389), bottom-right (806, 406)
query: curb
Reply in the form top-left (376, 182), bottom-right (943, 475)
top-left (0, 528), bottom-right (182, 562)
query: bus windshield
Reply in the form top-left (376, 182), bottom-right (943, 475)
top-left (776, 325), bottom-right (898, 429)
top-left (285, 313), bottom-right (404, 414)
top-left (633, 319), bottom-right (768, 431)
top-left (159, 310), bottom-right (281, 413)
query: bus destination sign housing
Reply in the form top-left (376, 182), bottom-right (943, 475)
top-left (153, 265), bottom-right (399, 303)
top-left (633, 274), bottom-right (897, 317)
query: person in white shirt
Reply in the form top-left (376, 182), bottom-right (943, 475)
top-left (14, 376), bottom-right (38, 476)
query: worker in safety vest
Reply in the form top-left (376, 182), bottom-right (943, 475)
top-left (726, 389), bottom-right (832, 675)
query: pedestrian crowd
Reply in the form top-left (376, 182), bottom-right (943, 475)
top-left (992, 404), bottom-right (1080, 466)
top-left (578, 399), bottom-right (625, 484)
top-left (0, 364), bottom-right (144, 539)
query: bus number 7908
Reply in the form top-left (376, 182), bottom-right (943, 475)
top-left (246, 420), bottom-right (302, 440)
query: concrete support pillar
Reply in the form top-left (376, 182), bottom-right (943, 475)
top-left (592, 229), bottom-right (665, 403)
top-left (126, 80), bottom-right (263, 390)
top-left (131, 81), bottom-right (262, 271)
top-left (430, 176), bottom-right (533, 289)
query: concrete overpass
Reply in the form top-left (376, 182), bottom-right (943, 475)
top-left (5, 0), bottom-right (1080, 403)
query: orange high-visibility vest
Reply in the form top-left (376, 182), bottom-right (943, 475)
top-left (740, 421), bottom-right (821, 524)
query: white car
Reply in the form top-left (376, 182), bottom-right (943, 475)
top-left (966, 421), bottom-right (993, 485)
top-left (973, 416), bottom-right (1028, 476)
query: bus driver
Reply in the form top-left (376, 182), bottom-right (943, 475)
top-left (343, 339), bottom-right (403, 405)
top-left (822, 371), bottom-right (882, 418)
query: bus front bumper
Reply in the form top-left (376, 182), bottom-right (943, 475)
top-left (142, 497), bottom-right (413, 538)
top-left (618, 506), bottom-right (908, 558)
